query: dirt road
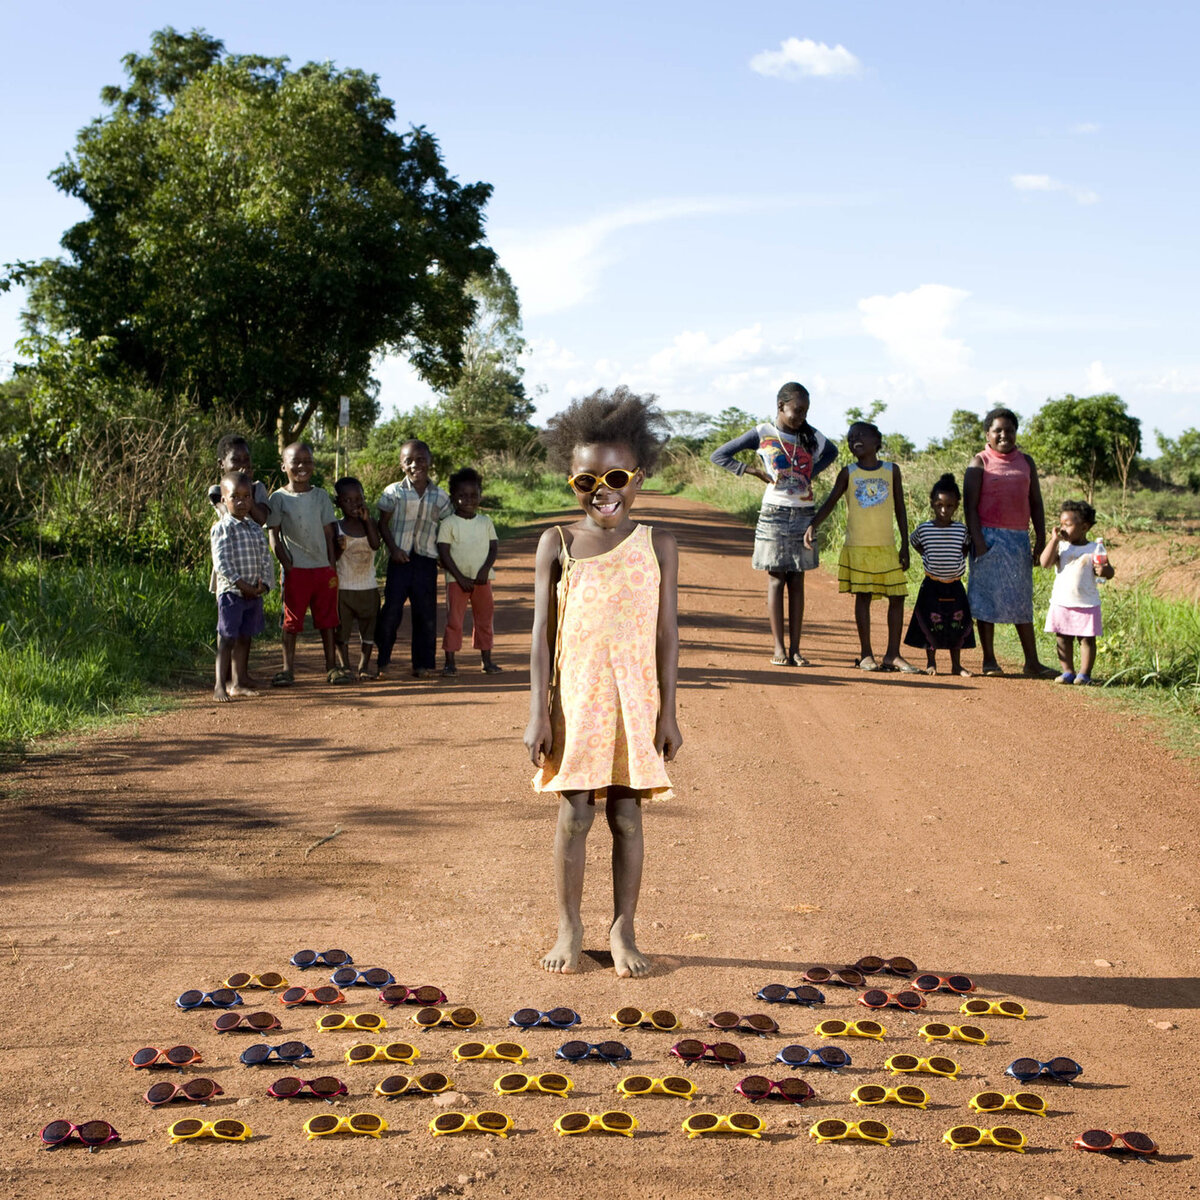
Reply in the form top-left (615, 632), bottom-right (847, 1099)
top-left (3, 493), bottom-right (1197, 1199)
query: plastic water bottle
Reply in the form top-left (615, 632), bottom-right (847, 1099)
top-left (1093, 536), bottom-right (1108, 578)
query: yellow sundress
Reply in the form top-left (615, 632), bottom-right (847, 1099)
top-left (532, 523), bottom-right (673, 801)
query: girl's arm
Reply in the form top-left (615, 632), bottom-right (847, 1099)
top-left (362, 506), bottom-right (382, 550)
top-left (323, 521), bottom-right (338, 570)
top-left (891, 463), bottom-right (910, 571)
top-left (1025, 454), bottom-right (1046, 559)
top-left (477, 538), bottom-right (499, 586)
top-left (811, 433), bottom-right (839, 477)
top-left (437, 540), bottom-right (472, 590)
top-left (1039, 526), bottom-right (1062, 569)
top-left (651, 528), bottom-right (682, 762)
top-left (523, 527), bottom-right (563, 766)
top-left (803, 466), bottom-right (849, 548)
top-left (710, 428), bottom-right (770, 483)
top-left (963, 455), bottom-right (987, 556)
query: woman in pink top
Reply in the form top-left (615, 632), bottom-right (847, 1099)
top-left (963, 408), bottom-right (1054, 677)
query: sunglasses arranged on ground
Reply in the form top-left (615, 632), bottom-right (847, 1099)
top-left (776, 1044), bottom-right (851, 1070)
top-left (280, 986), bottom-right (345, 1007)
top-left (380, 984), bottom-right (448, 1006)
top-left (669, 1039), bottom-right (746, 1066)
top-left (555, 1040), bottom-right (631, 1064)
top-left (618, 1075), bottom-right (696, 1099)
top-left (961, 999), bottom-right (1027, 1019)
top-left (708, 1012), bottom-right (778, 1035)
top-left (917, 1022), bottom-right (988, 1045)
top-left (412, 1006), bottom-right (481, 1029)
top-left (317, 1012), bottom-right (386, 1032)
top-left (143, 1079), bottom-right (223, 1107)
top-left (814, 1018), bottom-right (885, 1041)
top-left (554, 1111), bottom-right (637, 1138)
top-left (304, 1112), bottom-right (387, 1140)
top-left (969, 1090), bottom-right (1047, 1117)
top-left (509, 1007), bottom-right (581, 1029)
top-left (223, 972), bottom-right (288, 990)
top-left (290, 949), bottom-right (352, 969)
top-left (912, 973), bottom-right (975, 994)
top-left (803, 967), bottom-right (868, 988)
top-left (130, 1045), bottom-right (203, 1069)
top-left (214, 1011), bottom-right (281, 1033)
top-left (494, 1072), bottom-right (573, 1097)
top-left (267, 1076), bottom-right (348, 1100)
top-left (611, 1007), bottom-right (679, 1031)
top-left (453, 1042), bottom-right (528, 1064)
top-left (331, 967), bottom-right (395, 988)
top-left (850, 1084), bottom-right (929, 1109)
top-left (942, 1124), bottom-right (1026, 1152)
top-left (566, 468), bottom-right (639, 494)
top-left (1005, 1056), bottom-right (1083, 1084)
top-left (1074, 1129), bottom-right (1158, 1155)
top-left (885, 1054), bottom-right (960, 1079)
top-left (376, 1072), bottom-right (452, 1097)
top-left (852, 956), bottom-right (917, 976)
top-left (735, 1076), bottom-right (815, 1104)
top-left (240, 1041), bottom-right (314, 1066)
top-left (430, 1111), bottom-right (513, 1138)
top-left (176, 988), bottom-right (242, 1010)
top-left (345, 1042), bottom-right (420, 1065)
top-left (809, 1118), bottom-right (893, 1145)
top-left (756, 983), bottom-right (825, 1006)
top-left (683, 1112), bottom-right (764, 1139)
top-left (858, 989), bottom-right (925, 1011)
top-left (168, 1118), bottom-right (252, 1144)
top-left (40, 1119), bottom-right (120, 1149)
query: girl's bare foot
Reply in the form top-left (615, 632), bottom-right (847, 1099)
top-left (213, 685), bottom-right (232, 703)
top-left (540, 919), bottom-right (583, 973)
top-left (228, 685), bottom-right (259, 698)
top-left (954, 667), bottom-right (973, 677)
top-left (610, 916), bottom-right (650, 978)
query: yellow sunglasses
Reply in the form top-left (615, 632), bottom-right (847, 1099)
top-left (566, 467), bottom-right (641, 494)
top-left (345, 1042), bottom-right (419, 1065)
top-left (884, 1054), bottom-right (960, 1079)
top-left (850, 1084), bottom-right (929, 1109)
top-left (318, 1012), bottom-right (386, 1032)
top-left (429, 1111), bottom-right (512, 1138)
top-left (969, 1090), bottom-right (1048, 1118)
top-left (683, 1112), bottom-right (764, 1139)
top-left (304, 1112), bottom-right (387, 1140)
top-left (168, 1117), bottom-right (252, 1144)
top-left (555, 1110), bottom-right (638, 1137)
top-left (942, 1124), bottom-right (1027, 1152)
top-left (617, 1075), bottom-right (696, 1099)
top-left (224, 972), bottom-right (288, 990)
top-left (493, 1072), bottom-right (573, 1098)
top-left (918, 1022), bottom-right (987, 1045)
top-left (610, 1007), bottom-right (679, 1031)
top-left (809, 1118), bottom-right (893, 1145)
top-left (452, 1041), bottom-right (528, 1064)
top-left (960, 999), bottom-right (1027, 1019)
top-left (413, 1006), bottom-right (481, 1029)
top-left (814, 1018), bottom-right (885, 1041)
top-left (376, 1071), bottom-right (452, 1097)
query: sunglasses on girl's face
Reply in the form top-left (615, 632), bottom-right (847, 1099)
top-left (566, 468), bottom-right (639, 494)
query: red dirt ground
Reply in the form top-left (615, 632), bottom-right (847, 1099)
top-left (3, 493), bottom-right (1197, 1199)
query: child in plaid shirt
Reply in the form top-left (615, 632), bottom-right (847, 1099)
top-left (210, 471), bottom-right (273, 702)
top-left (375, 439), bottom-right (452, 678)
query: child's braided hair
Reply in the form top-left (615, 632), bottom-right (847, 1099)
top-left (541, 386), bottom-right (670, 474)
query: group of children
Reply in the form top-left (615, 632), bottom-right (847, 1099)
top-left (207, 435), bottom-right (500, 702)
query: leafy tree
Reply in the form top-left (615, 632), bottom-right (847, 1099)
top-left (8, 27), bottom-right (495, 452)
top-left (844, 399), bottom-right (887, 426)
top-left (926, 408), bottom-right (988, 456)
top-left (1154, 427), bottom-right (1200, 492)
top-left (1025, 393), bottom-right (1141, 502)
top-left (662, 409), bottom-right (715, 452)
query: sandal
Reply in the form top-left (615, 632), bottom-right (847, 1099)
top-left (855, 656), bottom-right (880, 672)
top-left (270, 670), bottom-right (294, 688)
top-left (883, 657), bottom-right (922, 674)
top-left (327, 667), bottom-right (354, 685)
top-left (482, 663), bottom-right (503, 674)
top-left (790, 653), bottom-right (812, 667)
top-left (770, 655), bottom-right (791, 666)
top-left (981, 662), bottom-right (1004, 677)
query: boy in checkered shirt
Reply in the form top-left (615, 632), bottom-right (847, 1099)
top-left (210, 471), bottom-right (273, 701)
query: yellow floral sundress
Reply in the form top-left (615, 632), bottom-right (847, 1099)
top-left (532, 523), bottom-right (673, 801)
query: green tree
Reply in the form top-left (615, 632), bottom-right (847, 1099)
top-left (9, 27), bottom-right (495, 452)
top-left (1025, 394), bottom-right (1141, 502)
top-left (1154, 427), bottom-right (1200, 492)
top-left (662, 409), bottom-right (715, 452)
top-left (927, 408), bottom-right (988, 456)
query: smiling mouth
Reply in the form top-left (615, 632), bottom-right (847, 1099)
top-left (593, 498), bottom-right (621, 516)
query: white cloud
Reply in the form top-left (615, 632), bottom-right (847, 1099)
top-left (858, 284), bottom-right (971, 378)
top-left (646, 324), bottom-right (768, 375)
top-left (1085, 360), bottom-right (1116, 393)
top-left (1070, 122), bottom-right (1100, 135)
top-left (749, 37), bottom-right (863, 79)
top-left (1010, 173), bottom-right (1099, 205)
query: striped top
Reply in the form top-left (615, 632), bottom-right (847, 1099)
top-left (911, 520), bottom-right (970, 580)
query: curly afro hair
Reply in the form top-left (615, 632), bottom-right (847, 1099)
top-left (540, 385), bottom-right (670, 474)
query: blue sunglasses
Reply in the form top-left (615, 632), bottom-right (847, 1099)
top-left (510, 1006), bottom-right (581, 1029)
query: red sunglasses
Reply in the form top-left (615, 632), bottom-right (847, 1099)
top-left (280, 985), bottom-right (345, 1007)
top-left (130, 1045), bottom-right (203, 1069)
top-left (669, 1039), bottom-right (746, 1066)
top-left (913, 973), bottom-right (975, 994)
top-left (214, 1010), bottom-right (281, 1033)
top-left (379, 984), bottom-right (448, 1006)
top-left (1075, 1129), bottom-right (1158, 1155)
top-left (267, 1075), bottom-right (349, 1100)
top-left (143, 1078), bottom-right (224, 1107)
top-left (41, 1119), bottom-right (120, 1149)
top-left (858, 988), bottom-right (926, 1011)
top-left (735, 1075), bottom-right (816, 1104)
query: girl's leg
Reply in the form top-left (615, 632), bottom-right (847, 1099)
top-left (977, 619), bottom-right (1000, 673)
top-left (230, 635), bottom-right (256, 694)
top-left (606, 787), bottom-right (648, 978)
top-left (882, 595), bottom-right (915, 668)
top-left (1054, 633), bottom-right (1075, 677)
top-left (766, 572), bottom-right (787, 662)
top-left (541, 791), bottom-right (595, 974)
top-left (1078, 636), bottom-right (1097, 678)
top-left (786, 572), bottom-right (807, 663)
top-left (949, 646), bottom-right (970, 676)
top-left (214, 635), bottom-right (235, 702)
top-left (854, 593), bottom-right (875, 665)
top-left (1016, 622), bottom-right (1052, 675)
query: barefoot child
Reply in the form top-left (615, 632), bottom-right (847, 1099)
top-left (805, 421), bottom-right (917, 672)
top-left (1040, 499), bottom-right (1114, 685)
top-left (710, 382), bottom-right (837, 666)
top-left (525, 387), bottom-right (681, 978)
top-left (437, 467), bottom-right (500, 676)
top-left (208, 434), bottom-right (269, 524)
top-left (266, 443), bottom-right (347, 686)
top-left (333, 477), bottom-right (381, 679)
top-left (210, 472), bottom-right (272, 701)
top-left (903, 473), bottom-right (975, 675)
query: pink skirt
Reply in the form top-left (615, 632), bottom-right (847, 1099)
top-left (1045, 603), bottom-right (1101, 637)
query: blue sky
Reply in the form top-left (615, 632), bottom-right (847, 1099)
top-left (3, 0), bottom-right (1198, 449)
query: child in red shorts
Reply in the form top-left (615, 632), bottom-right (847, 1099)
top-left (266, 442), bottom-right (347, 686)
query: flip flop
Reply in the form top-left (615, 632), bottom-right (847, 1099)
top-left (883, 658), bottom-right (922, 674)
top-left (327, 667), bottom-right (354, 685)
top-left (790, 654), bottom-right (812, 667)
top-left (855, 657), bottom-right (880, 672)
top-left (981, 663), bottom-right (1004, 677)
top-left (271, 670), bottom-right (294, 688)
top-left (770, 655), bottom-right (792, 666)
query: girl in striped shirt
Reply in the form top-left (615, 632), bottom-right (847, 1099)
top-left (903, 473), bottom-right (975, 675)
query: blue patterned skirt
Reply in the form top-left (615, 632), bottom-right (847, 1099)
top-left (967, 527), bottom-right (1033, 624)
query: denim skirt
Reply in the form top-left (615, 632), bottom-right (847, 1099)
top-left (752, 504), bottom-right (818, 572)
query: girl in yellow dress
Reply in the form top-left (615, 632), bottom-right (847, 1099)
top-left (525, 387), bottom-right (682, 978)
